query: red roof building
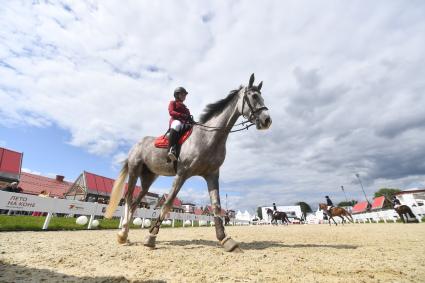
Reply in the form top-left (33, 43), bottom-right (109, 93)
top-left (156, 193), bottom-right (184, 212)
top-left (0, 147), bottom-right (23, 187)
top-left (64, 171), bottom-right (159, 207)
top-left (19, 172), bottom-right (72, 198)
top-left (203, 205), bottom-right (226, 216)
top-left (193, 207), bottom-right (204, 215)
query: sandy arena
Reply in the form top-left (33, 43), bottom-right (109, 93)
top-left (1, 224), bottom-right (424, 282)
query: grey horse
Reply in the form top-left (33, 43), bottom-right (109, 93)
top-left (105, 74), bottom-right (272, 252)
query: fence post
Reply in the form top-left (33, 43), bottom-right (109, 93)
top-left (172, 219), bottom-right (175, 228)
top-left (42, 213), bottom-right (53, 230)
top-left (87, 215), bottom-right (94, 229)
top-left (141, 218), bottom-right (145, 229)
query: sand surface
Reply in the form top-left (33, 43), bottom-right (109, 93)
top-left (1, 224), bottom-right (424, 282)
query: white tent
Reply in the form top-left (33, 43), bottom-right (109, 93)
top-left (235, 210), bottom-right (252, 221)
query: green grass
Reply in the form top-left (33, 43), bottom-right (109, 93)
top-left (0, 215), bottom-right (206, 231)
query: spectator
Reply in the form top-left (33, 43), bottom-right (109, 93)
top-left (1, 182), bottom-right (23, 193)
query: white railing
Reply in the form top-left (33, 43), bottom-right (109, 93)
top-left (352, 206), bottom-right (424, 223)
top-left (0, 191), bottom-right (244, 229)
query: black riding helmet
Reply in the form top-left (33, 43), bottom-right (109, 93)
top-left (174, 87), bottom-right (188, 99)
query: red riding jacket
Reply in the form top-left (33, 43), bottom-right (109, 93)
top-left (168, 100), bottom-right (191, 126)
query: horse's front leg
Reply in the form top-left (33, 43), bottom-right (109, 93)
top-left (205, 172), bottom-right (242, 253)
top-left (330, 216), bottom-right (338, 226)
top-left (144, 174), bottom-right (187, 248)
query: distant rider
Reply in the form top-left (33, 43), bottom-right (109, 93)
top-left (392, 195), bottom-right (401, 209)
top-left (273, 202), bottom-right (278, 216)
top-left (325, 196), bottom-right (334, 215)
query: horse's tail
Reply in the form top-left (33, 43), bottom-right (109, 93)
top-left (406, 206), bottom-right (416, 218)
top-left (341, 208), bottom-right (354, 223)
top-left (104, 160), bottom-right (129, 219)
top-left (345, 211), bottom-right (354, 223)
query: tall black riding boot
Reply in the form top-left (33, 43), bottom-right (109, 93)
top-left (167, 129), bottom-right (179, 161)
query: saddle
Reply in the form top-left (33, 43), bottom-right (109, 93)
top-left (154, 128), bottom-right (193, 148)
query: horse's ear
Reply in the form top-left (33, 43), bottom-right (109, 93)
top-left (258, 81), bottom-right (263, 91)
top-left (248, 73), bottom-right (255, 88)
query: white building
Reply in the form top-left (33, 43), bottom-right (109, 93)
top-left (396, 188), bottom-right (425, 207)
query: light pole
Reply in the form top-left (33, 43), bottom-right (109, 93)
top-left (341, 185), bottom-right (348, 203)
top-left (355, 173), bottom-right (371, 208)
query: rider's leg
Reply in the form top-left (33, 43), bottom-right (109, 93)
top-left (168, 120), bottom-right (181, 161)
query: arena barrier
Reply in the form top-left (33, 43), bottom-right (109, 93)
top-left (0, 191), bottom-right (247, 229)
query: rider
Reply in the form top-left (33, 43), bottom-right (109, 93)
top-left (272, 202), bottom-right (278, 216)
top-left (325, 196), bottom-right (334, 215)
top-left (167, 87), bottom-right (193, 161)
top-left (391, 195), bottom-right (401, 209)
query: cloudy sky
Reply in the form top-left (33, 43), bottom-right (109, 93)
top-left (1, 1), bottom-right (424, 213)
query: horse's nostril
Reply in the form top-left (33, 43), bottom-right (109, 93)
top-left (265, 117), bottom-right (271, 126)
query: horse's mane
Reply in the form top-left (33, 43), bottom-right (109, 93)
top-left (198, 86), bottom-right (242, 123)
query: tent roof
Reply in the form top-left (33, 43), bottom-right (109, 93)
top-left (352, 201), bottom-right (368, 214)
top-left (371, 196), bottom-right (385, 210)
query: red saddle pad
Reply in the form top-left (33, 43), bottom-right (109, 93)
top-left (154, 128), bottom-right (193, 148)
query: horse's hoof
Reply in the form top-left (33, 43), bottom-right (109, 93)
top-left (143, 234), bottom-right (156, 248)
top-left (117, 232), bottom-right (127, 244)
top-left (221, 236), bottom-right (243, 253)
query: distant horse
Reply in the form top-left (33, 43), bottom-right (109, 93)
top-left (319, 203), bottom-right (354, 226)
top-left (104, 74), bottom-right (272, 253)
top-left (266, 208), bottom-right (290, 225)
top-left (394, 205), bottom-right (418, 223)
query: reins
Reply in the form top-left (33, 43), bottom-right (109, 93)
top-left (191, 87), bottom-right (268, 133)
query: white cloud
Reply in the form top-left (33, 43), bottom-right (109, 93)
top-left (2, 1), bottom-right (425, 210)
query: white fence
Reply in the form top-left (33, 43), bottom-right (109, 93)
top-left (0, 191), bottom-right (247, 229)
top-left (352, 206), bottom-right (424, 223)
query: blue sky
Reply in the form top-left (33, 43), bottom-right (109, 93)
top-left (1, 1), bottom-right (425, 212)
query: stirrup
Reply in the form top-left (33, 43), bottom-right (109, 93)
top-left (168, 150), bottom-right (177, 161)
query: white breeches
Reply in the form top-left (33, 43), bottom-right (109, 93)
top-left (170, 120), bottom-right (183, 131)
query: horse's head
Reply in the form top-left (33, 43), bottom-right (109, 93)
top-left (266, 208), bottom-right (273, 215)
top-left (237, 74), bottom-right (272, 130)
top-left (318, 203), bottom-right (326, 210)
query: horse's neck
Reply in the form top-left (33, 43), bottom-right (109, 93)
top-left (199, 95), bottom-right (240, 144)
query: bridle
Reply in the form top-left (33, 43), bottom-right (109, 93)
top-left (194, 87), bottom-right (269, 133)
top-left (241, 87), bottom-right (269, 123)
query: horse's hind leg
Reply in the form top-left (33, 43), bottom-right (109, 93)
top-left (117, 166), bottom-right (140, 244)
top-left (205, 172), bottom-right (242, 253)
top-left (144, 174), bottom-right (187, 248)
top-left (131, 167), bottom-right (158, 212)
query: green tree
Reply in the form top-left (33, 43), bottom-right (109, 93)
top-left (295, 202), bottom-right (312, 219)
top-left (374, 188), bottom-right (401, 208)
top-left (374, 188), bottom-right (401, 199)
top-left (256, 206), bottom-right (263, 220)
top-left (338, 200), bottom-right (358, 207)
